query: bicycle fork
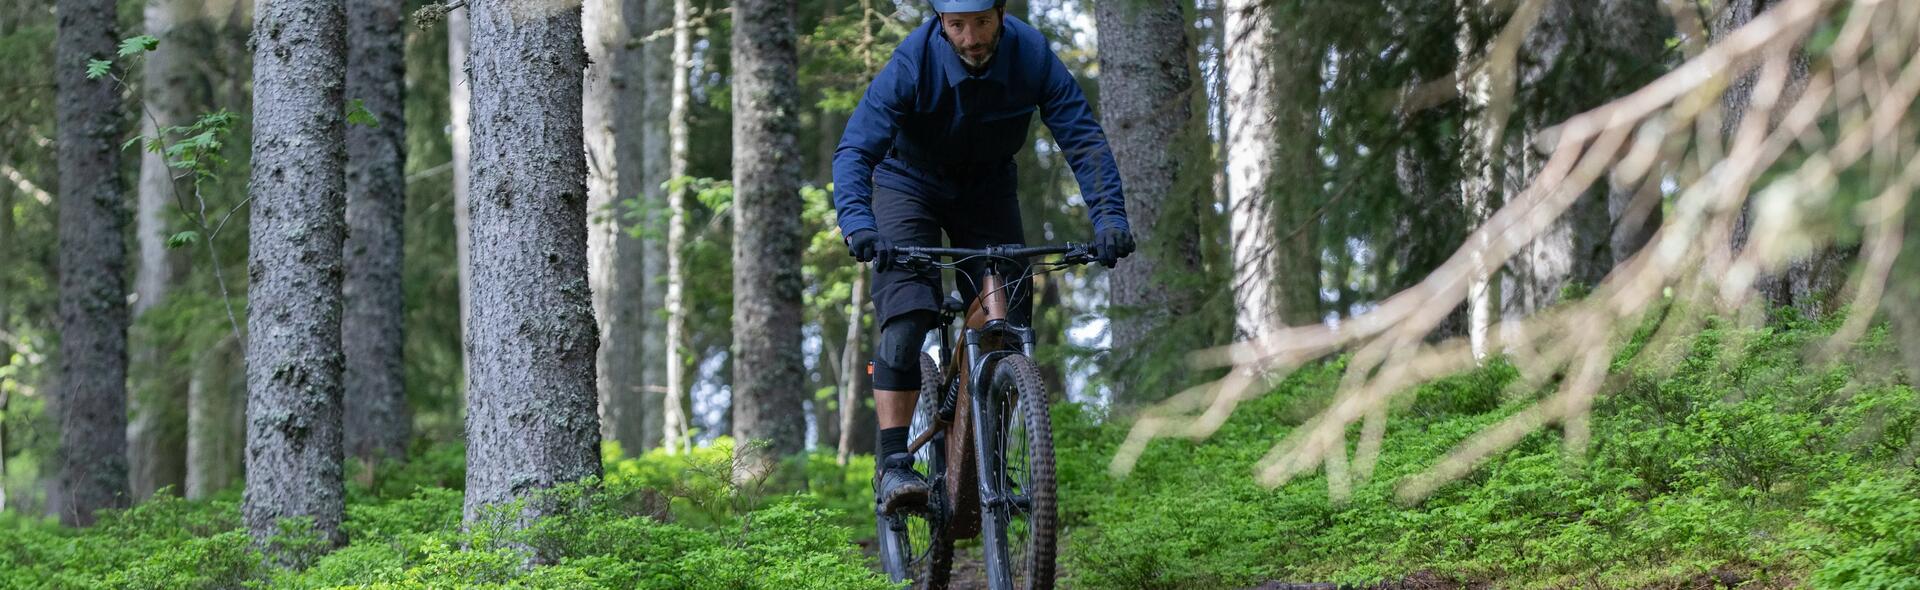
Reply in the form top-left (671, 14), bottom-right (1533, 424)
top-left (966, 328), bottom-right (1038, 590)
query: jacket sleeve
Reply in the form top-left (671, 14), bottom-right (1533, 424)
top-left (831, 54), bottom-right (916, 237)
top-left (1037, 49), bottom-right (1128, 233)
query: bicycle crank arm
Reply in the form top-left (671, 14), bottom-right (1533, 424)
top-left (907, 418), bottom-right (950, 455)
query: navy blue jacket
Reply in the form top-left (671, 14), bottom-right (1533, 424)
top-left (831, 15), bottom-right (1128, 237)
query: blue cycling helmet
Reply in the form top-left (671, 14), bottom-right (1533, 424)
top-left (929, 0), bottom-right (1005, 13)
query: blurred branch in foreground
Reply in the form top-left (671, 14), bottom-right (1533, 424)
top-left (1114, 0), bottom-right (1919, 504)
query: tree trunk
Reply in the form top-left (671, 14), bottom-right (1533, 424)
top-left (1096, 0), bottom-right (1205, 405)
top-left (55, 0), bottom-right (132, 527)
top-left (835, 271), bottom-right (865, 464)
top-left (811, 337), bottom-right (839, 450)
top-left (344, 0), bottom-right (410, 466)
top-left (730, 0), bottom-right (805, 478)
top-left (661, 0), bottom-right (694, 455)
top-left (128, 0), bottom-right (197, 501)
top-left (1502, 0), bottom-right (1655, 319)
top-left (187, 338), bottom-right (241, 499)
top-left (449, 0), bottom-right (473, 409)
top-left (1208, 0), bottom-right (1228, 216)
top-left (1272, 12), bottom-right (1324, 329)
top-left (633, 0), bottom-right (670, 452)
top-left (1, 148), bottom-right (14, 511)
top-left (1454, 0), bottom-right (1542, 358)
top-left (1599, 0), bottom-right (1668, 266)
top-left (463, 0), bottom-right (603, 531)
top-left (813, 0), bottom-right (842, 184)
top-left (586, 0), bottom-right (647, 454)
top-left (1715, 0), bottom-right (1839, 317)
top-left (1223, 0), bottom-right (1281, 340)
top-left (245, 0), bottom-right (348, 550)
top-left (1503, 0), bottom-right (1573, 318)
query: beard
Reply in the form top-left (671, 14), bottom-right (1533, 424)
top-left (956, 30), bottom-right (1001, 72)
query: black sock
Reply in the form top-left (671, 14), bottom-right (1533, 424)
top-left (879, 427), bottom-right (910, 458)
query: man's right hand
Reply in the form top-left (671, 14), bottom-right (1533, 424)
top-left (847, 229), bottom-right (896, 272)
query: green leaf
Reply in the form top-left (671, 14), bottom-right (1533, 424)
top-left (118, 35), bottom-right (159, 57)
top-left (165, 230), bottom-right (200, 249)
top-left (346, 99), bottom-right (380, 127)
top-left (86, 59), bottom-right (112, 79)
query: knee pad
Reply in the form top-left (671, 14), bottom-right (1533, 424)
top-left (872, 311), bottom-right (935, 391)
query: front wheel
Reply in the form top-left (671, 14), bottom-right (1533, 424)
top-left (976, 354), bottom-right (1056, 590)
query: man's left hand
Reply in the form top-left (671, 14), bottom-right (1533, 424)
top-left (1092, 227), bottom-right (1135, 268)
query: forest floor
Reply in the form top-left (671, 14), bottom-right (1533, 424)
top-left (909, 316), bottom-right (1918, 589)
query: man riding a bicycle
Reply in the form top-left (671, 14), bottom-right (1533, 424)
top-left (831, 0), bottom-right (1134, 516)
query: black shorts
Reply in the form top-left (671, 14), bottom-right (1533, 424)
top-left (870, 160), bottom-right (1034, 328)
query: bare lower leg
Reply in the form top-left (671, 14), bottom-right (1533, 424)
top-left (876, 388), bottom-right (919, 430)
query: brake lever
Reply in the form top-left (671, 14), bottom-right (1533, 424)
top-left (1061, 243), bottom-right (1095, 266)
top-left (892, 250), bottom-right (934, 271)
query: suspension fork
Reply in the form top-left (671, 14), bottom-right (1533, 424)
top-left (969, 335), bottom-right (1014, 590)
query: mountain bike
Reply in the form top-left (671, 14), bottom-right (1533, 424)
top-left (875, 242), bottom-right (1092, 590)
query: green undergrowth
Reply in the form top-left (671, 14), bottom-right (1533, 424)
top-left (8, 315), bottom-right (1917, 590)
top-left (1053, 314), bottom-right (1920, 589)
top-left (0, 441), bottom-right (890, 589)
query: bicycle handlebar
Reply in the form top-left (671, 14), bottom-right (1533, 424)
top-left (893, 242), bottom-right (1090, 263)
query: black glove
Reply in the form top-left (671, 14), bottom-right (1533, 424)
top-left (846, 229), bottom-right (897, 272)
top-left (1091, 227), bottom-right (1135, 268)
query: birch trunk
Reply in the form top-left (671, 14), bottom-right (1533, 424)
top-left (1222, 0), bottom-right (1279, 340)
top-left (661, 0), bottom-right (694, 454)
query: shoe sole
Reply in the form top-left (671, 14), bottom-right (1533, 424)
top-left (879, 483), bottom-right (932, 515)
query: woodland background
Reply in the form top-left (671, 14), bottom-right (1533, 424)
top-left (3, 0), bottom-right (1920, 587)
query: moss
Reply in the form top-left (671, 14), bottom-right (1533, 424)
top-left (1055, 319), bottom-right (1920, 589)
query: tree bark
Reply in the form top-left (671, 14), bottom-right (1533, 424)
top-left (344, 0), bottom-right (410, 465)
top-left (1454, 0), bottom-right (1543, 358)
top-left (55, 0), bottom-right (132, 527)
top-left (1272, 12), bottom-right (1324, 329)
top-left (633, 0), bottom-right (670, 452)
top-left (128, 0), bottom-right (197, 501)
top-left (1095, 0), bottom-right (1204, 405)
top-left (0, 171), bottom-right (10, 511)
top-left (463, 0), bottom-right (603, 531)
top-left (1714, 0), bottom-right (1840, 317)
top-left (187, 338), bottom-right (241, 499)
top-left (587, 0), bottom-right (648, 454)
top-left (835, 271), bottom-right (865, 464)
top-left (1599, 0), bottom-right (1668, 266)
top-left (730, 0), bottom-right (805, 477)
top-left (1222, 0), bottom-right (1280, 340)
top-left (661, 0), bottom-right (694, 455)
top-left (1501, 0), bottom-right (1575, 318)
top-left (1502, 0), bottom-right (1663, 319)
top-left (449, 1), bottom-right (473, 409)
top-left (245, 0), bottom-right (349, 550)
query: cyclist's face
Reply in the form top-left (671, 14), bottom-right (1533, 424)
top-left (939, 9), bottom-right (1002, 69)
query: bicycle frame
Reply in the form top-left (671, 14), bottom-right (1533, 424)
top-left (892, 243), bottom-right (1080, 589)
top-left (931, 262), bottom-right (1038, 542)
